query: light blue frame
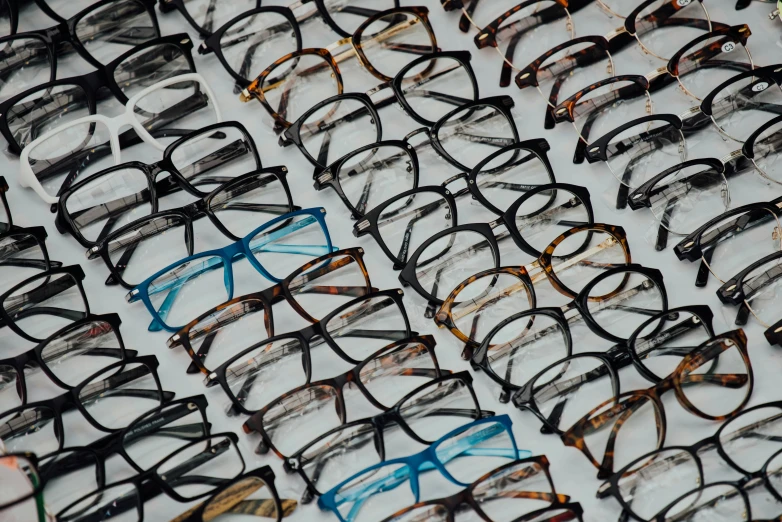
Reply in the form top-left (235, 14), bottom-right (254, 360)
top-left (126, 208), bottom-right (336, 332)
top-left (317, 414), bottom-right (530, 522)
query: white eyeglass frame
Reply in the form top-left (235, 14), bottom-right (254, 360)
top-left (18, 73), bottom-right (222, 205)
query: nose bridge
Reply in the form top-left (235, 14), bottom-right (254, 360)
top-left (181, 198), bottom-right (207, 218)
top-left (404, 126), bottom-right (430, 143)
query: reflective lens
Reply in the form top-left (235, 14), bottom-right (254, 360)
top-left (660, 483), bottom-right (747, 522)
top-left (155, 435), bottom-right (244, 500)
top-left (260, 53), bottom-right (340, 125)
top-left (751, 119), bottom-right (782, 185)
top-left (223, 337), bottom-right (306, 412)
top-left (530, 355), bottom-right (616, 432)
top-left (26, 120), bottom-right (116, 199)
top-left (355, 10), bottom-right (436, 80)
top-left (114, 42), bottom-right (193, 100)
top-left (678, 335), bottom-right (750, 418)
top-left (437, 420), bottom-right (515, 483)
top-left (298, 96), bottom-right (380, 169)
top-left (602, 118), bottom-right (687, 189)
top-left (0, 232), bottom-right (48, 295)
top-left (372, 189), bottom-right (456, 266)
top-left (325, 293), bottom-right (408, 360)
top-left (630, 310), bottom-right (713, 380)
top-left (218, 9), bottom-right (298, 83)
top-left (122, 399), bottom-right (209, 471)
top-left (615, 449), bottom-right (703, 522)
top-left (41, 318), bottom-right (124, 387)
top-left (546, 227), bottom-right (629, 297)
top-left (185, 0), bottom-right (256, 35)
top-left (474, 460), bottom-right (556, 521)
top-left (105, 214), bottom-right (190, 288)
top-left (585, 269), bottom-right (665, 341)
top-left (335, 462), bottom-right (415, 522)
top-left (249, 212), bottom-right (331, 280)
top-left (435, 102), bottom-right (517, 171)
top-left (710, 76), bottom-right (782, 143)
top-left (719, 405), bottom-right (782, 473)
top-left (0, 454), bottom-right (39, 509)
top-left (0, 404), bottom-right (59, 454)
top-left (359, 340), bottom-right (439, 409)
top-left (413, 230), bottom-right (496, 303)
top-left (643, 163), bottom-right (729, 235)
top-left (673, 33), bottom-right (752, 101)
top-left (170, 124), bottom-right (260, 194)
top-left (38, 449), bottom-right (102, 514)
top-left (510, 186), bottom-right (591, 255)
top-left (529, 40), bottom-right (615, 105)
top-left (0, 36), bottom-right (53, 103)
top-left (324, 1), bottom-right (398, 35)
top-left (74, 0), bottom-right (158, 64)
top-left (132, 77), bottom-right (218, 132)
top-left (395, 54), bottom-right (477, 124)
top-left (58, 482), bottom-right (141, 522)
top-left (209, 171), bottom-right (292, 238)
top-left (79, 361), bottom-right (163, 429)
top-left (475, 147), bottom-right (555, 214)
top-left (633, 0), bottom-right (711, 61)
top-left (330, 144), bottom-right (416, 216)
top-left (64, 166), bottom-right (152, 244)
top-left (4, 271), bottom-right (87, 341)
top-left (445, 270), bottom-right (535, 347)
top-left (741, 256), bottom-right (782, 327)
top-left (7, 84), bottom-right (91, 151)
top-left (482, 311), bottom-right (570, 389)
top-left (398, 377), bottom-right (478, 442)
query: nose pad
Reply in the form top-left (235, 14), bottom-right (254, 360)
top-left (334, 392), bottom-right (345, 422)
top-left (300, 487), bottom-right (315, 505)
top-left (255, 439), bottom-right (270, 455)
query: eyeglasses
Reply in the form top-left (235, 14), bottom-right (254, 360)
top-left (19, 73), bottom-right (221, 205)
top-left (0, 0), bottom-right (161, 105)
top-left (0, 313), bottom-right (133, 410)
top-left (674, 197), bottom-right (782, 287)
top-left (598, 401), bottom-right (782, 521)
top-left (167, 247), bottom-right (374, 374)
top-left (239, 7), bottom-right (438, 129)
top-left (0, 354), bottom-right (171, 455)
top-left (558, 330), bottom-right (752, 479)
top-left (399, 220), bottom-right (629, 315)
top-left (516, 35), bottom-right (616, 114)
top-left (0, 224), bottom-right (64, 295)
top-left (0, 395), bottom-right (210, 514)
top-left (0, 264), bottom-right (89, 343)
top-left (277, 373), bottom-right (487, 502)
top-left (352, 142), bottom-right (560, 267)
top-left (650, 482), bottom-right (755, 522)
top-left (243, 335), bottom-right (443, 458)
top-left (718, 250), bottom-right (782, 346)
top-left (126, 207), bottom-right (334, 332)
top-left (379, 457), bottom-right (575, 522)
top-left (551, 74), bottom-right (653, 163)
top-left (83, 169), bottom-right (296, 290)
top-left (700, 63), bottom-right (782, 144)
top-left (57, 121), bottom-right (261, 250)
top-left (168, 466), bottom-right (296, 522)
top-left (56, 433), bottom-right (245, 521)
top-left (627, 158), bottom-right (731, 250)
top-left (0, 33), bottom-right (197, 155)
top-left (317, 414), bottom-right (529, 522)
top-left (204, 289), bottom-right (412, 415)
top-left (449, 266), bottom-right (674, 389)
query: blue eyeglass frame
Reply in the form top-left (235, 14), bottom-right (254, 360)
top-left (126, 207), bottom-right (336, 333)
top-left (317, 414), bottom-right (531, 522)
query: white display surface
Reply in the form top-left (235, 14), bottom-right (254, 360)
top-left (3, 1), bottom-right (782, 521)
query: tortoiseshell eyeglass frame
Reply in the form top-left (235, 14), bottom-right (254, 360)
top-left (401, 220), bottom-right (629, 313)
top-left (623, 0), bottom-right (712, 62)
top-left (205, 289), bottom-right (412, 416)
top-left (167, 247), bottom-right (375, 375)
top-left (479, 267), bottom-right (672, 403)
top-left (561, 329), bottom-right (752, 479)
top-left (240, 6), bottom-right (438, 129)
top-left (551, 74), bottom-right (653, 164)
top-left (598, 400), bottom-right (782, 522)
top-left (717, 250), bottom-right (782, 347)
top-left (272, 371), bottom-right (487, 501)
top-left (378, 456), bottom-right (576, 522)
top-left (169, 465), bottom-right (295, 522)
top-left (243, 335), bottom-right (442, 459)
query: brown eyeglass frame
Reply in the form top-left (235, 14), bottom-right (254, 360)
top-left (561, 329), bottom-right (753, 479)
top-left (377, 456), bottom-right (576, 522)
top-left (239, 6), bottom-right (438, 129)
top-left (166, 247), bottom-right (375, 375)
